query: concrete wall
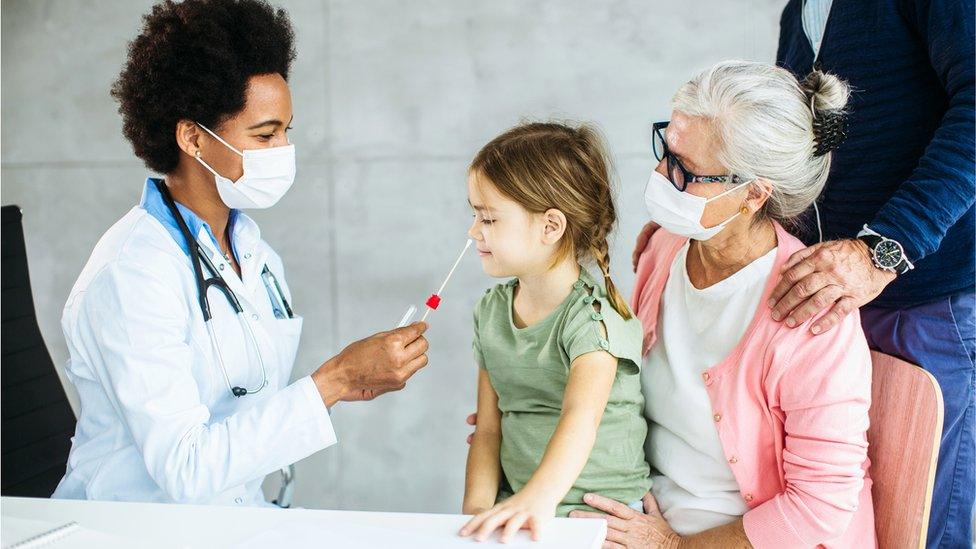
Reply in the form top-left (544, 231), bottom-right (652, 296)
top-left (1, 0), bottom-right (784, 512)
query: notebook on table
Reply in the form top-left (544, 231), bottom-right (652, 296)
top-left (2, 517), bottom-right (135, 549)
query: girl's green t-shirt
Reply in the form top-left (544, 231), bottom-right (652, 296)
top-left (472, 268), bottom-right (652, 517)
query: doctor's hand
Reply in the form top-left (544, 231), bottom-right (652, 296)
top-left (312, 322), bottom-right (429, 407)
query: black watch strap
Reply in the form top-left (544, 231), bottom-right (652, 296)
top-left (857, 234), bottom-right (913, 275)
top-left (858, 233), bottom-right (883, 248)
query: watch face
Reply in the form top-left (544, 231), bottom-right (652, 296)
top-left (874, 240), bottom-right (903, 269)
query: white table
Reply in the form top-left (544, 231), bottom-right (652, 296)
top-left (1, 497), bottom-right (606, 548)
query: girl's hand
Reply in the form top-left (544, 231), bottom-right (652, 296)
top-left (458, 490), bottom-right (558, 543)
top-left (569, 492), bottom-right (681, 549)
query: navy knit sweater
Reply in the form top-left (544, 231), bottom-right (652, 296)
top-left (777, 0), bottom-right (974, 308)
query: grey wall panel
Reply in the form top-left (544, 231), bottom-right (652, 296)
top-left (2, 0), bottom-right (784, 512)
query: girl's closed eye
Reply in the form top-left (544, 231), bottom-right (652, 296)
top-left (472, 213), bottom-right (495, 225)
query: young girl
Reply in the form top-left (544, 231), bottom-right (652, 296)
top-left (459, 122), bottom-right (651, 542)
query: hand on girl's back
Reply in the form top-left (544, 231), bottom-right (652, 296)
top-left (465, 412), bottom-right (477, 444)
top-left (632, 221), bottom-right (660, 272)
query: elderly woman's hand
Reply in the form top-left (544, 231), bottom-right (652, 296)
top-left (569, 492), bottom-right (680, 549)
top-left (631, 222), bottom-right (660, 273)
top-left (768, 239), bottom-right (896, 334)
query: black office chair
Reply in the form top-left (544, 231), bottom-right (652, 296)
top-left (1, 205), bottom-right (76, 497)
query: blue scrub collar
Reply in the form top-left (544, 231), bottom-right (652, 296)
top-left (141, 178), bottom-right (240, 258)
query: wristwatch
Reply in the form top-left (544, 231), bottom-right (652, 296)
top-left (856, 225), bottom-right (914, 275)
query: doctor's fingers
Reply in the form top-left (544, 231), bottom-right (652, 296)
top-left (379, 352), bottom-right (427, 389)
top-left (402, 353), bottom-right (429, 377)
top-left (390, 321), bottom-right (428, 343)
top-left (401, 333), bottom-right (429, 358)
top-left (363, 383), bottom-right (406, 400)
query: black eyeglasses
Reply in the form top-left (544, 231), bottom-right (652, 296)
top-left (652, 121), bottom-right (742, 192)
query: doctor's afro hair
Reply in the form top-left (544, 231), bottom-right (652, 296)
top-left (111, 0), bottom-right (296, 174)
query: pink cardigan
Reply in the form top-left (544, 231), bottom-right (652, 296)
top-left (632, 222), bottom-right (876, 549)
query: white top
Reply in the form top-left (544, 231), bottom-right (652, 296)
top-left (642, 243), bottom-right (776, 536)
top-left (54, 205), bottom-right (337, 506)
top-left (2, 496), bottom-right (607, 548)
top-left (802, 0), bottom-right (834, 57)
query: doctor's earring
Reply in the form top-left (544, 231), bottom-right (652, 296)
top-left (740, 205), bottom-right (750, 215)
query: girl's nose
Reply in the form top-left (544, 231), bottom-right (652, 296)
top-left (467, 219), bottom-right (482, 240)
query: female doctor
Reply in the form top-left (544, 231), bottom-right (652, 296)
top-left (53, 0), bottom-right (429, 505)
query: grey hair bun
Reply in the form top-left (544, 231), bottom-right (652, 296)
top-left (802, 70), bottom-right (850, 156)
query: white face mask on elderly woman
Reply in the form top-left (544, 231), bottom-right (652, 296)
top-left (194, 122), bottom-right (296, 209)
top-left (643, 170), bottom-right (752, 241)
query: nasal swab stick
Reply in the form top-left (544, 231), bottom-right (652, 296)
top-left (421, 239), bottom-right (473, 323)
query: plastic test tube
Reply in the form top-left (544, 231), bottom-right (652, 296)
top-left (396, 304), bottom-right (418, 328)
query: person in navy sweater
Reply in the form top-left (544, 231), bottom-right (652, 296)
top-left (770, 1), bottom-right (974, 547)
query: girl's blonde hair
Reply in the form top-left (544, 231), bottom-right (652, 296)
top-left (470, 122), bottom-right (632, 320)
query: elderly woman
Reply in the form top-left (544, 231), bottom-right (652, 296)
top-left (567, 61), bottom-right (876, 548)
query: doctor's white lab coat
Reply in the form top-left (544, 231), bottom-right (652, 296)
top-left (53, 203), bottom-right (336, 505)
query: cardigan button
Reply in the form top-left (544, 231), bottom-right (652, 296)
top-left (744, 493), bottom-right (754, 503)
top-left (713, 413), bottom-right (722, 422)
top-left (702, 372), bottom-right (710, 383)
top-left (729, 456), bottom-right (738, 464)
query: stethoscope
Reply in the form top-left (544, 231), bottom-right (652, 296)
top-left (155, 179), bottom-right (292, 398)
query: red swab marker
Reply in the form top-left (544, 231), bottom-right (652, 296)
top-left (420, 239), bottom-right (473, 323)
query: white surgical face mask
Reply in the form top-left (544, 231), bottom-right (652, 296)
top-left (643, 170), bottom-right (749, 241)
top-left (194, 123), bottom-right (296, 209)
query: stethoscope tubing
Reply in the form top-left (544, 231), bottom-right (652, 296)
top-left (154, 180), bottom-right (270, 397)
